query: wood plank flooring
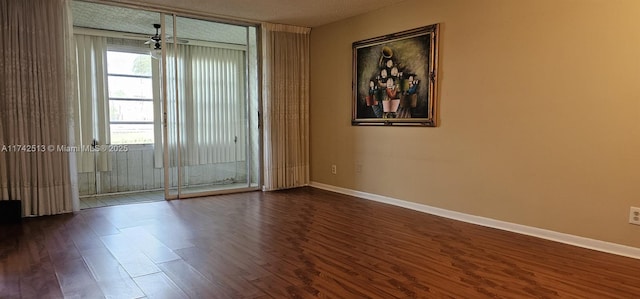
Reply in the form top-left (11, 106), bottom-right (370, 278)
top-left (2, 187), bottom-right (640, 298)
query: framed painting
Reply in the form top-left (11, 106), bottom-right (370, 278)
top-left (352, 24), bottom-right (439, 126)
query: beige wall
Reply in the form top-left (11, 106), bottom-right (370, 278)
top-left (310, 0), bottom-right (640, 248)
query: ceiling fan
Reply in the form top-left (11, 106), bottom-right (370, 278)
top-left (145, 23), bottom-right (162, 50)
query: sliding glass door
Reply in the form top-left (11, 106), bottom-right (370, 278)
top-left (72, 1), bottom-right (260, 202)
top-left (163, 15), bottom-right (260, 199)
top-left (73, 2), bottom-right (164, 198)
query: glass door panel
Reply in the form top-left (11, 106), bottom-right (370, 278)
top-left (162, 13), bottom-right (180, 199)
top-left (247, 26), bottom-right (260, 189)
top-left (72, 1), bottom-right (164, 200)
top-left (163, 15), bottom-right (260, 198)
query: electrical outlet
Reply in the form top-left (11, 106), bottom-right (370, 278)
top-left (331, 165), bottom-right (337, 175)
top-left (629, 207), bottom-right (640, 225)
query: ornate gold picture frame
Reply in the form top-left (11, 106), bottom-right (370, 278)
top-left (352, 24), bottom-right (439, 126)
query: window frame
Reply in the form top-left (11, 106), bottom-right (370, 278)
top-left (106, 46), bottom-right (157, 146)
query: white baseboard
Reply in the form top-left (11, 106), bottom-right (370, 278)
top-left (310, 181), bottom-right (640, 260)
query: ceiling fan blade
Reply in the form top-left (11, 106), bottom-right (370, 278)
top-left (166, 37), bottom-right (189, 44)
top-left (122, 34), bottom-right (139, 38)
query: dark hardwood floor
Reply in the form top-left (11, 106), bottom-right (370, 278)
top-left (2, 187), bottom-right (640, 298)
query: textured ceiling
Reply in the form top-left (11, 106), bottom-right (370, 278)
top-left (73, 0), bottom-right (406, 45)
top-left (102, 0), bottom-right (406, 28)
top-left (72, 1), bottom-right (249, 45)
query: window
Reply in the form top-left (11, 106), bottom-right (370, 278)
top-left (106, 51), bottom-right (154, 144)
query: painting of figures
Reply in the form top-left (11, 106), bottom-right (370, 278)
top-left (352, 24), bottom-right (439, 126)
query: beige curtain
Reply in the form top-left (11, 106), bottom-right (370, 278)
top-left (262, 23), bottom-right (311, 191)
top-left (0, 0), bottom-right (79, 215)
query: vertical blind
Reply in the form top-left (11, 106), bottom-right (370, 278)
top-left (158, 44), bottom-right (246, 166)
top-left (73, 34), bottom-right (111, 173)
